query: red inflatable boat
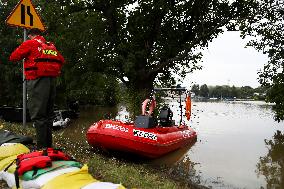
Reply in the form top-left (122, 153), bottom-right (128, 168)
top-left (87, 87), bottom-right (197, 158)
top-left (87, 119), bottom-right (197, 158)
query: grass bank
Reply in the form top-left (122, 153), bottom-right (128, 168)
top-left (0, 120), bottom-right (205, 189)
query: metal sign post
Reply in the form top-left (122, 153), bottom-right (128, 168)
top-left (23, 28), bottom-right (27, 128)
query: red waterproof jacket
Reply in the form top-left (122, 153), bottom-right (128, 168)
top-left (10, 36), bottom-right (65, 80)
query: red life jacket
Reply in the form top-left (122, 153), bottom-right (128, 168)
top-left (45, 148), bottom-right (72, 161)
top-left (10, 36), bottom-right (65, 80)
top-left (4, 148), bottom-right (73, 188)
top-left (16, 155), bottom-right (52, 176)
top-left (12, 155), bottom-right (52, 189)
top-left (33, 40), bottom-right (64, 77)
top-left (17, 148), bottom-right (72, 163)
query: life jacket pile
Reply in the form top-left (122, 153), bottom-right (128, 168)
top-left (4, 148), bottom-right (73, 189)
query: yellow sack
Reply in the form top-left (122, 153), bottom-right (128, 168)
top-left (82, 182), bottom-right (126, 189)
top-left (0, 143), bottom-right (30, 161)
top-left (0, 155), bottom-right (17, 172)
top-left (42, 164), bottom-right (97, 189)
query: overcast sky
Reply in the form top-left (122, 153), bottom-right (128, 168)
top-left (183, 31), bottom-right (269, 89)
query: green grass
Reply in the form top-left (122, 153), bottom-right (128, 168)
top-left (87, 155), bottom-right (182, 189)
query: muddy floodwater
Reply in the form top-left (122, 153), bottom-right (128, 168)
top-left (184, 101), bottom-right (283, 189)
top-left (59, 101), bottom-right (284, 189)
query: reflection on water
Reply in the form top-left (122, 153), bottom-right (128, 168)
top-left (57, 101), bottom-right (284, 189)
top-left (256, 130), bottom-right (284, 189)
top-left (150, 140), bottom-right (197, 165)
top-left (187, 101), bottom-right (283, 189)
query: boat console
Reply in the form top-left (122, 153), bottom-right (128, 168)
top-left (134, 115), bottom-right (156, 129)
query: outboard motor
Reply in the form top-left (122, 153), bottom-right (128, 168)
top-left (159, 106), bottom-right (173, 127)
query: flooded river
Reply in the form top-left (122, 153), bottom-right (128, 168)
top-left (59, 101), bottom-right (284, 189)
top-left (184, 101), bottom-right (284, 189)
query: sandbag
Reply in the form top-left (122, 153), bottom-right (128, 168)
top-left (0, 155), bottom-right (17, 172)
top-left (42, 165), bottom-right (96, 189)
top-left (0, 171), bottom-right (16, 188)
top-left (1, 163), bottom-right (126, 189)
top-left (0, 143), bottom-right (30, 161)
top-left (22, 167), bottom-right (80, 189)
top-left (82, 182), bottom-right (126, 189)
top-left (0, 167), bottom-right (80, 189)
top-left (1, 143), bottom-right (18, 146)
top-left (22, 160), bottom-right (82, 180)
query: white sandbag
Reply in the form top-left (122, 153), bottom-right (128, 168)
top-left (0, 171), bottom-right (15, 188)
top-left (82, 182), bottom-right (125, 189)
top-left (0, 169), bottom-right (126, 189)
top-left (0, 143), bottom-right (18, 147)
top-left (21, 167), bottom-right (80, 189)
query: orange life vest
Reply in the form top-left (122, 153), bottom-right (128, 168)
top-left (185, 96), bottom-right (191, 120)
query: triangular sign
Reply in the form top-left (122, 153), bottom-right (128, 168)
top-left (6, 0), bottom-right (45, 31)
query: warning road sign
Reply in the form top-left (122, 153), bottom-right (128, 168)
top-left (6, 0), bottom-right (45, 31)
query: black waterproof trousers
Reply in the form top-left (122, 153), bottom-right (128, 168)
top-left (27, 77), bottom-right (56, 149)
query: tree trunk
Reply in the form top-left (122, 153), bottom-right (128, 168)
top-left (125, 76), bottom-right (155, 119)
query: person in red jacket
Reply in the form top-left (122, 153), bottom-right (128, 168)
top-left (10, 28), bottom-right (65, 149)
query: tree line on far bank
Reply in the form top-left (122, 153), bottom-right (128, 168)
top-left (191, 84), bottom-right (267, 100)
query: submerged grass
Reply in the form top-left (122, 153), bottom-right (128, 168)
top-left (0, 120), bottom-right (198, 189)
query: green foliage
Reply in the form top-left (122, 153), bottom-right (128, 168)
top-left (238, 0), bottom-right (284, 121)
top-left (0, 0), bottom-right (24, 106)
top-left (191, 84), bottom-right (200, 96)
top-left (239, 86), bottom-right (254, 99)
top-left (48, 0), bottom-right (252, 102)
top-left (192, 84), bottom-right (267, 99)
top-left (199, 84), bottom-right (209, 97)
top-left (0, 0), bottom-right (120, 107)
top-left (231, 85), bottom-right (240, 98)
top-left (266, 83), bottom-right (284, 122)
top-left (1, 0), bottom-right (260, 110)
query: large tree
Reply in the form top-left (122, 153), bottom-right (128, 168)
top-left (2, 0), bottom-right (259, 112)
top-left (238, 0), bottom-right (284, 121)
top-left (45, 0), bottom-right (256, 102)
